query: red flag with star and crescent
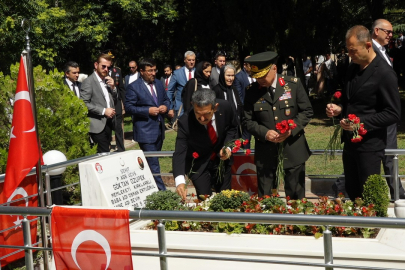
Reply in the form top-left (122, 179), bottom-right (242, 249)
top-left (0, 175), bottom-right (38, 267)
top-left (4, 56), bottom-right (40, 198)
top-left (51, 206), bottom-right (133, 270)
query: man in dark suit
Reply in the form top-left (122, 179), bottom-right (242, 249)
top-left (109, 63), bottom-right (125, 152)
top-left (209, 52), bottom-right (226, 89)
top-left (167, 51), bottom-right (196, 120)
top-left (326, 25), bottom-right (401, 200)
top-left (234, 55), bottom-right (254, 148)
top-left (243, 51), bottom-right (313, 199)
top-left (81, 54), bottom-right (117, 153)
top-left (160, 64), bottom-right (173, 91)
top-left (125, 58), bottom-right (170, 191)
top-left (371, 19), bottom-right (404, 199)
top-left (63, 61), bottom-right (81, 98)
top-left (173, 89), bottom-right (238, 200)
top-left (124, 60), bottom-right (139, 88)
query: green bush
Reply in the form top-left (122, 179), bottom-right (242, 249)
top-left (362, 174), bottom-right (390, 217)
top-left (144, 190), bottom-right (187, 211)
top-left (209, 190), bottom-right (250, 212)
top-left (0, 63), bottom-right (96, 203)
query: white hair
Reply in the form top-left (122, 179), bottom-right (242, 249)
top-left (184, 51), bottom-right (195, 58)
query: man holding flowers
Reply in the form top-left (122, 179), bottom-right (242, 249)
top-left (326, 25), bottom-right (401, 200)
top-left (243, 51), bottom-right (313, 199)
top-left (173, 89), bottom-right (238, 200)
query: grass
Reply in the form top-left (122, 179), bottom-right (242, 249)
top-left (126, 88), bottom-right (405, 177)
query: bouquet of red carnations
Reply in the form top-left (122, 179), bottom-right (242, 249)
top-left (216, 138), bottom-right (250, 183)
top-left (275, 120), bottom-right (297, 188)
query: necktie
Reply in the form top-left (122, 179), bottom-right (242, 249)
top-left (149, 84), bottom-right (158, 104)
top-left (165, 78), bottom-right (168, 90)
top-left (188, 70), bottom-right (192, 80)
top-left (72, 83), bottom-right (79, 97)
top-left (207, 120), bottom-right (217, 160)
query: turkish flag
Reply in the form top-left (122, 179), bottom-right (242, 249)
top-left (231, 155), bottom-right (258, 194)
top-left (4, 56), bottom-right (40, 198)
top-left (51, 206), bottom-right (133, 270)
top-left (0, 175), bottom-right (38, 268)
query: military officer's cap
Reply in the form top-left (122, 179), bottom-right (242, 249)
top-left (245, 51), bottom-right (278, 78)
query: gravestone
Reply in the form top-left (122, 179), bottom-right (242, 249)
top-left (79, 150), bottom-right (158, 209)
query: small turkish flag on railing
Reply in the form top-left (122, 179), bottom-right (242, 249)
top-left (4, 56), bottom-right (40, 198)
top-left (51, 206), bottom-right (133, 270)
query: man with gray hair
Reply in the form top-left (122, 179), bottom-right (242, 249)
top-left (167, 51), bottom-right (196, 121)
top-left (371, 19), bottom-right (405, 199)
top-left (172, 89), bottom-right (238, 200)
top-left (326, 25), bottom-right (400, 200)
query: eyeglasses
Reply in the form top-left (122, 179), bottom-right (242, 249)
top-left (379, 28), bottom-right (393, 35)
top-left (101, 65), bottom-right (111, 70)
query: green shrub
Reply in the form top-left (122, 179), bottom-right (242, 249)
top-left (144, 190), bottom-right (187, 211)
top-left (209, 190), bottom-right (250, 212)
top-left (362, 174), bottom-right (390, 217)
top-left (0, 63), bottom-right (96, 203)
top-left (261, 196), bottom-right (286, 211)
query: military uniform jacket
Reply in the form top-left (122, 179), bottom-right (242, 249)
top-left (243, 75), bottom-right (313, 169)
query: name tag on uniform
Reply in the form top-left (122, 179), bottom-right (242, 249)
top-left (279, 92), bottom-right (291, 100)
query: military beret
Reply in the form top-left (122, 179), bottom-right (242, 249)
top-left (245, 51), bottom-right (278, 78)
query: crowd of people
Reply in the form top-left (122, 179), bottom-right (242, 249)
top-left (62, 18), bottom-right (403, 202)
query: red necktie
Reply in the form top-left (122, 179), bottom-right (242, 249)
top-left (165, 78), bottom-right (168, 90)
top-left (207, 120), bottom-right (217, 160)
top-left (188, 70), bottom-right (192, 80)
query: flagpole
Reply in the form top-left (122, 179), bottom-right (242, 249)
top-left (21, 19), bottom-right (50, 270)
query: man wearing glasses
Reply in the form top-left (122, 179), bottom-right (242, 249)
top-left (125, 60), bottom-right (139, 88)
top-left (125, 58), bottom-right (170, 191)
top-left (80, 53), bottom-right (117, 153)
top-left (371, 19), bottom-right (405, 199)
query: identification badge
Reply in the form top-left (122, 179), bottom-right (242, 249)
top-left (285, 108), bottom-right (291, 116)
top-left (279, 92), bottom-right (292, 100)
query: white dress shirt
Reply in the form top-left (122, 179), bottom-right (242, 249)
top-left (65, 78), bottom-right (80, 98)
top-left (372, 39), bottom-right (392, 66)
top-left (129, 72), bottom-right (139, 84)
top-left (184, 68), bottom-right (195, 81)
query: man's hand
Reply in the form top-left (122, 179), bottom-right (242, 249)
top-left (104, 108), bottom-right (116, 118)
top-left (104, 76), bottom-right (115, 89)
top-left (340, 119), bottom-right (355, 131)
top-left (265, 130), bottom-right (280, 143)
top-left (326, 103), bottom-right (342, 118)
top-left (277, 129), bottom-right (291, 143)
top-left (168, 109), bottom-right (174, 118)
top-left (219, 148), bottom-right (231, 160)
top-left (158, 105), bottom-right (168, 114)
top-left (176, 183), bottom-right (187, 201)
top-left (149, 107), bottom-right (160, 116)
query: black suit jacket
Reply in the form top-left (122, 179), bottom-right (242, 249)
top-left (233, 69), bottom-right (250, 103)
top-left (110, 67), bottom-right (125, 104)
top-left (173, 99), bottom-right (238, 180)
top-left (63, 78), bottom-right (82, 97)
top-left (341, 55), bottom-right (400, 151)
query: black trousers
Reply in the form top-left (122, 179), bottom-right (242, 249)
top-left (113, 100), bottom-right (125, 152)
top-left (256, 162), bottom-right (305, 200)
top-left (383, 123), bottom-right (405, 199)
top-left (343, 146), bottom-right (384, 201)
top-left (192, 159), bottom-right (232, 197)
top-left (90, 119), bottom-right (114, 153)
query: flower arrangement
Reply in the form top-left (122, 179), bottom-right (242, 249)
top-left (275, 120), bottom-right (297, 188)
top-left (145, 190), bottom-right (380, 238)
top-left (216, 139), bottom-right (250, 183)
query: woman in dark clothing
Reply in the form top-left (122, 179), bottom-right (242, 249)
top-left (181, 61), bottom-right (212, 112)
top-left (213, 64), bottom-right (243, 136)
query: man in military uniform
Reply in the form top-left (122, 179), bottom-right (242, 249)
top-left (243, 51), bottom-right (313, 199)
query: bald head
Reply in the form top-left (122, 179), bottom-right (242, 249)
top-left (371, 19), bottom-right (393, 46)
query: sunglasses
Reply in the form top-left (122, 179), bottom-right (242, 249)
top-left (101, 65), bottom-right (111, 70)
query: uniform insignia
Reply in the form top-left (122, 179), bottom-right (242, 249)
top-left (278, 77), bottom-right (285, 87)
top-left (251, 65), bottom-right (259, 72)
top-left (284, 86), bottom-right (291, 92)
top-left (292, 77), bottom-right (297, 82)
top-left (285, 108), bottom-right (291, 116)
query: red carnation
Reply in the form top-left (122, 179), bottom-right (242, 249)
top-left (348, 114), bottom-right (357, 122)
top-left (333, 91), bottom-right (342, 99)
top-left (243, 139), bottom-right (249, 145)
top-left (359, 127), bottom-right (367, 136)
top-left (276, 120), bottom-right (289, 134)
top-left (351, 135), bottom-right (363, 143)
top-left (245, 149), bottom-right (251, 155)
top-left (232, 146), bottom-right (240, 153)
top-left (287, 119), bottom-right (297, 130)
top-left (192, 152), bottom-right (199, 159)
top-left (353, 117), bottom-right (360, 124)
top-left (234, 140), bottom-right (242, 147)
